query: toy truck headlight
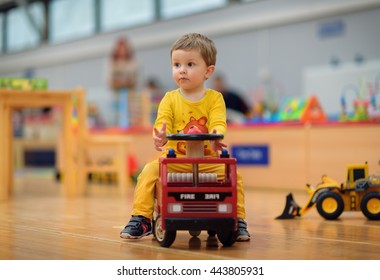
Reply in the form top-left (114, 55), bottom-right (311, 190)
top-left (218, 204), bottom-right (232, 213)
top-left (168, 203), bottom-right (183, 213)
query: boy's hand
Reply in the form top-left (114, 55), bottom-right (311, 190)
top-left (153, 122), bottom-right (167, 151)
top-left (210, 129), bottom-right (227, 152)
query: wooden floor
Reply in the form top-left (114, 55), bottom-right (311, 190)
top-left (0, 168), bottom-right (379, 260)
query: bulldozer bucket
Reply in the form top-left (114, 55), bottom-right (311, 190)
top-left (276, 193), bottom-right (301, 219)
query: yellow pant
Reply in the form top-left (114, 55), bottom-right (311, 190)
top-left (131, 158), bottom-right (246, 219)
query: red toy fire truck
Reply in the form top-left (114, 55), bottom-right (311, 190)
top-left (153, 134), bottom-right (238, 247)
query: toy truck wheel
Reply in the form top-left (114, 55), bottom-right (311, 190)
top-left (360, 192), bottom-right (380, 220)
top-left (189, 230), bottom-right (201, 237)
top-left (217, 230), bottom-right (237, 247)
top-left (153, 215), bottom-right (176, 247)
top-left (316, 192), bottom-right (344, 220)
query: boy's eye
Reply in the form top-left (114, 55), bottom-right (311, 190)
top-left (174, 63), bottom-right (180, 67)
top-left (188, 62), bottom-right (194, 67)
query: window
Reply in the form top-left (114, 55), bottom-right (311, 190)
top-left (353, 169), bottom-right (365, 181)
top-left (6, 2), bottom-right (44, 52)
top-left (160, 0), bottom-right (227, 19)
top-left (101, 0), bottom-right (155, 32)
top-left (49, 0), bottom-right (95, 44)
top-left (0, 0), bottom-right (240, 53)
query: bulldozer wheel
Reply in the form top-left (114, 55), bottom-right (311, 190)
top-left (360, 192), bottom-right (380, 220)
top-left (316, 192), bottom-right (344, 220)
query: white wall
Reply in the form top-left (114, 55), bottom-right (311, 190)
top-left (304, 60), bottom-right (380, 117)
top-left (1, 0), bottom-right (380, 125)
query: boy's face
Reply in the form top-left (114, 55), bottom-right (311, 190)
top-left (171, 49), bottom-right (215, 94)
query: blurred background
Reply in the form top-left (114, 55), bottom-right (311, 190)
top-left (1, 0), bottom-right (379, 125)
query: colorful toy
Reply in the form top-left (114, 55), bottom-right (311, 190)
top-left (250, 71), bottom-right (284, 122)
top-left (368, 72), bottom-right (380, 120)
top-left (338, 77), bottom-right (379, 121)
top-left (278, 95), bottom-right (327, 123)
top-left (276, 163), bottom-right (380, 220)
top-left (153, 133), bottom-right (238, 247)
top-left (0, 77), bottom-right (47, 90)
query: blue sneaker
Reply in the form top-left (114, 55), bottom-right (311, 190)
top-left (236, 218), bottom-right (250, 241)
top-left (120, 216), bottom-right (152, 239)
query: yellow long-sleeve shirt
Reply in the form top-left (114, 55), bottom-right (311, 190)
top-left (154, 88), bottom-right (227, 157)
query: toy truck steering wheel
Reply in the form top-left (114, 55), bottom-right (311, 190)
top-left (166, 133), bottom-right (224, 158)
top-left (166, 133), bottom-right (223, 141)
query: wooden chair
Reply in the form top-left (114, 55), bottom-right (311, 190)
top-left (58, 88), bottom-right (132, 196)
top-left (80, 134), bottom-right (132, 194)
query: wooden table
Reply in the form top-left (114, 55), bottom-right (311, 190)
top-left (0, 88), bottom-right (86, 200)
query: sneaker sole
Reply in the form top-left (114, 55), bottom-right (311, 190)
top-left (120, 230), bottom-right (152, 240)
top-left (236, 236), bottom-right (251, 242)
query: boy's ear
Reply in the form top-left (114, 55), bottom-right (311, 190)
top-left (205, 65), bottom-right (215, 80)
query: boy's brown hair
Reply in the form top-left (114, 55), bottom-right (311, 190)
top-left (170, 33), bottom-right (217, 66)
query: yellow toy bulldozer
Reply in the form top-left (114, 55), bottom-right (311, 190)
top-left (276, 163), bottom-right (380, 220)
